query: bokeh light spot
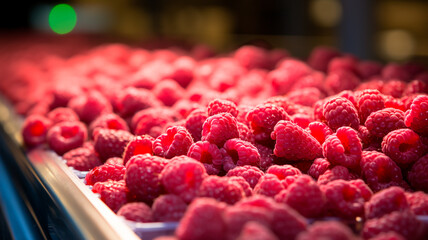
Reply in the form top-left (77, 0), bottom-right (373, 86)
top-left (49, 4), bottom-right (77, 34)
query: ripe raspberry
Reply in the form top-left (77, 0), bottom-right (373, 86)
top-left (275, 175), bottom-right (325, 218)
top-left (328, 55), bottom-right (358, 74)
top-left (308, 158), bottom-right (331, 180)
top-left (405, 191), bottom-right (428, 215)
top-left (173, 99), bottom-right (202, 119)
top-left (322, 127), bottom-right (362, 169)
top-left (253, 174), bottom-right (285, 198)
top-left (92, 180), bottom-right (131, 212)
top-left (307, 46), bottom-right (341, 72)
top-left (383, 95), bottom-right (405, 111)
top-left (254, 143), bottom-right (274, 171)
top-left (105, 157), bottom-right (123, 165)
top-left (63, 145), bottom-right (103, 171)
top-left (229, 176), bottom-right (252, 197)
top-left (22, 114), bottom-right (52, 148)
top-left (226, 165), bottom-right (264, 189)
top-left (317, 165), bottom-right (354, 185)
top-left (381, 129), bottom-right (424, 167)
top-left (349, 179), bottom-right (372, 201)
top-left (115, 87), bottom-right (161, 119)
top-left (271, 120), bottom-right (322, 161)
top-left (268, 202), bottom-right (308, 240)
top-left (170, 56), bottom-right (196, 88)
top-left (152, 194), bottom-right (187, 222)
top-left (382, 80), bottom-right (406, 98)
top-left (263, 96), bottom-right (296, 115)
top-left (266, 165), bottom-right (302, 180)
top-left (290, 113), bottom-right (312, 129)
top-left (130, 107), bottom-right (175, 135)
top-left (236, 105), bottom-right (253, 125)
top-left (117, 202), bottom-right (153, 223)
top-left (382, 63), bottom-right (412, 82)
top-left (122, 135), bottom-right (154, 165)
top-left (405, 95), bottom-right (428, 135)
top-left (153, 126), bottom-right (193, 159)
top-left (365, 108), bottom-right (406, 139)
top-left (270, 59), bottom-right (312, 95)
top-left (357, 60), bottom-right (383, 79)
top-left (290, 71), bottom-right (325, 92)
top-left (47, 121), bottom-right (87, 155)
top-left (201, 113), bottom-right (239, 147)
top-left (321, 179), bottom-right (365, 219)
top-left (152, 79), bottom-right (185, 106)
top-left (222, 138), bottom-right (261, 172)
top-left (48, 85), bottom-right (82, 110)
top-left (47, 107), bottom-right (79, 125)
top-left (88, 113), bottom-right (129, 139)
top-left (236, 121), bottom-right (255, 143)
top-left (187, 141), bottom-right (223, 175)
top-left (362, 210), bottom-right (424, 240)
top-left (236, 222), bottom-right (278, 240)
top-left (94, 129), bottom-right (133, 161)
top-left (125, 154), bottom-right (168, 203)
top-left (68, 90), bottom-right (112, 124)
top-left (357, 89), bottom-right (385, 123)
top-left (324, 70), bottom-right (360, 95)
top-left (234, 45), bottom-right (269, 70)
top-left (323, 97), bottom-right (360, 131)
top-left (356, 78), bottom-right (384, 92)
top-left (357, 125), bottom-right (375, 149)
top-left (160, 156), bottom-right (208, 203)
top-left (198, 176), bottom-right (245, 204)
top-left (85, 163), bottom-right (125, 185)
top-left (367, 232), bottom-right (405, 240)
top-left (408, 154), bottom-right (428, 192)
top-left (401, 94), bottom-right (423, 110)
top-left (403, 80), bottom-right (427, 96)
top-left (207, 98), bottom-right (238, 117)
top-left (306, 121), bottom-right (333, 145)
top-left (287, 87), bottom-right (324, 107)
top-left (296, 221), bottom-right (356, 240)
top-left (246, 104), bottom-right (290, 144)
top-left (365, 186), bottom-right (409, 220)
top-left (185, 108), bottom-right (208, 142)
top-left (175, 198), bottom-right (227, 240)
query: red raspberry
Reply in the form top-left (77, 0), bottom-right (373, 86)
top-left (307, 46), bottom-right (341, 72)
top-left (89, 113), bottom-right (129, 139)
top-left (85, 163), bottom-right (125, 185)
top-left (287, 87), bottom-right (324, 107)
top-left (226, 165), bottom-right (264, 189)
top-left (48, 85), bottom-right (82, 110)
top-left (403, 80), bottom-right (427, 96)
top-left (323, 97), bottom-right (360, 131)
top-left (362, 211), bottom-right (424, 240)
top-left (125, 154), bottom-right (168, 203)
top-left (401, 94), bottom-right (424, 110)
top-left (236, 222), bottom-right (278, 240)
top-left (122, 135), bottom-right (154, 165)
top-left (275, 175), bottom-right (325, 218)
top-left (105, 157), bottom-right (123, 165)
top-left (325, 70), bottom-right (360, 95)
top-left (350, 179), bottom-right (373, 201)
top-left (236, 104), bottom-right (254, 125)
top-left (365, 108), bottom-right (406, 139)
top-left (94, 129), bottom-right (133, 161)
top-left (246, 104), bottom-right (290, 144)
top-left (130, 107), bottom-right (175, 135)
top-left (290, 113), bottom-right (312, 129)
top-left (405, 95), bottom-right (428, 135)
top-left (365, 186), bottom-right (409, 219)
top-left (270, 59), bottom-right (312, 95)
top-left (117, 202), bottom-right (153, 223)
top-left (47, 107), bottom-right (79, 125)
top-left (408, 154), bottom-right (428, 192)
top-left (321, 179), bottom-right (365, 219)
top-left (383, 96), bottom-right (405, 111)
top-left (263, 96), bottom-right (296, 115)
top-left (63, 145), bottom-right (103, 171)
top-left (266, 165), bottom-right (302, 180)
top-left (356, 78), bottom-right (384, 92)
top-left (234, 45), bottom-right (269, 70)
top-left (207, 98), bottom-right (238, 117)
top-left (92, 180), bottom-right (131, 212)
top-left (175, 198), bottom-right (227, 240)
top-left (381, 129), bottom-right (424, 167)
top-left (198, 176), bottom-right (245, 204)
top-left (405, 191), bottom-right (428, 215)
top-left (328, 55), bottom-right (358, 74)
top-left (229, 176), bottom-right (252, 197)
top-left (153, 126), bottom-right (193, 159)
top-left (357, 125), bottom-right (375, 149)
top-left (253, 174), bottom-right (285, 198)
top-left (306, 121), bottom-right (333, 145)
top-left (382, 80), bottom-right (406, 98)
top-left (322, 127), bottom-right (362, 169)
top-left (367, 232), bottom-right (406, 240)
top-left (237, 121), bottom-right (255, 143)
top-left (357, 60), bottom-right (383, 79)
top-left (271, 120), bottom-right (322, 161)
top-left (185, 108), bottom-right (208, 142)
top-left (160, 156), bottom-right (208, 203)
top-left (187, 141), bottom-right (223, 175)
top-left (201, 113), bottom-right (239, 147)
top-left (317, 165), bottom-right (354, 185)
top-left (254, 143), bottom-right (274, 171)
top-left (152, 194), bottom-right (187, 222)
top-left (268, 48), bottom-right (289, 68)
top-left (357, 89), bottom-right (385, 123)
top-left (382, 63), bottom-right (412, 82)
top-left (22, 115), bottom-right (52, 148)
top-left (296, 221), bottom-right (356, 240)
top-left (68, 90), bottom-right (112, 124)
top-left (360, 151), bottom-right (408, 192)
top-left (152, 79), bottom-right (185, 106)
top-left (222, 138), bottom-right (261, 172)
top-left (116, 87), bottom-right (161, 119)
top-left (47, 121), bottom-right (87, 155)
top-left (173, 99), bottom-right (202, 119)
top-left (268, 202), bottom-right (308, 240)
top-left (308, 158), bottom-right (330, 180)
top-left (291, 71), bottom-right (325, 91)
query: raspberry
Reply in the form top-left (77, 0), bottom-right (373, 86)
top-left (367, 232), bottom-right (406, 240)
top-left (403, 80), bottom-right (427, 96)
top-left (207, 98), bottom-right (238, 117)
top-left (356, 78), bottom-right (384, 92)
top-left (322, 127), bottom-right (362, 169)
top-left (268, 48), bottom-right (289, 68)
top-left (383, 96), bottom-right (405, 111)
top-left (92, 180), bottom-right (131, 212)
top-left (365, 108), bottom-right (406, 139)
top-left (382, 80), bottom-right (406, 98)
top-left (308, 158), bottom-right (330, 180)
top-left (236, 222), bottom-right (278, 240)
top-left (321, 179), bottom-right (365, 219)
top-left (322, 97), bottom-right (360, 131)
top-left (296, 221), bottom-right (356, 240)
top-left (357, 60), bottom-right (383, 79)
top-left (317, 165), bottom-right (354, 185)
top-left (266, 165), bottom-right (302, 179)
top-left (357, 89), bottom-right (385, 123)
top-left (226, 165), bottom-right (264, 189)
top-left (47, 107), bottom-right (79, 125)
top-left (325, 70), bottom-right (360, 95)
top-left (246, 104), bottom-right (290, 144)
top-left (153, 126), bottom-right (193, 159)
top-left (160, 156), bottom-right (208, 203)
top-left (229, 176), bottom-right (253, 197)
top-left (93, 129), bottom-right (133, 161)
top-left (254, 143), bottom-right (274, 171)
top-left (275, 175), bottom-right (325, 218)
top-left (22, 114), bottom-right (52, 148)
top-left (68, 90), bottom-right (112, 124)
top-left (237, 121), bottom-right (255, 143)
top-left (234, 45), bottom-right (269, 70)
top-left (187, 141), bottom-right (223, 175)
top-left (201, 113), bottom-right (239, 147)
top-left (48, 85), bottom-right (82, 110)
top-left (122, 135), bottom-right (154, 165)
top-left (172, 100), bottom-right (202, 119)
top-left (382, 63), bottom-right (412, 82)
top-left (117, 202), bottom-right (153, 223)
top-left (125, 154), bottom-right (168, 203)
top-left (253, 174), bottom-right (285, 198)
top-left (105, 157), bottom-right (123, 165)
top-left (88, 113), bottom-right (129, 139)
top-left (408, 154), bottom-right (428, 192)
top-left (306, 121), bottom-right (333, 145)
top-left (405, 191), bottom-right (428, 215)
top-left (152, 79), bottom-right (185, 106)
top-left (185, 108), bottom-right (208, 142)
top-left (401, 94), bottom-right (424, 110)
top-left (263, 96), bottom-right (296, 115)
top-left (115, 87), bottom-right (161, 119)
top-left (357, 125), bottom-right (375, 149)
top-left (290, 113), bottom-right (312, 129)
top-left (349, 179), bottom-right (372, 201)
top-left (271, 120), bottom-right (322, 161)
top-left (198, 176), bottom-right (245, 204)
top-left (381, 129), bottom-right (424, 167)
top-left (85, 163), bottom-right (125, 185)
top-left (152, 194), bottom-right (187, 222)
top-left (222, 138), bottom-right (261, 172)
top-left (362, 211), bottom-right (424, 240)
top-left (175, 198), bottom-right (227, 240)
top-left (365, 186), bottom-right (409, 219)
top-left (307, 46), bottom-right (341, 72)
top-left (268, 202), bottom-right (308, 240)
top-left (270, 59), bottom-right (312, 95)
top-left (405, 95), bottom-right (428, 135)
top-left (130, 107), bottom-right (175, 135)
top-left (291, 71), bottom-right (325, 91)
top-left (47, 121), bottom-right (87, 155)
top-left (170, 56), bottom-right (195, 88)
top-left (287, 87), bottom-right (324, 107)
top-left (63, 145), bottom-right (103, 171)
top-left (328, 55), bottom-right (358, 74)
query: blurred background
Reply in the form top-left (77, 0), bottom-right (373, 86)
top-left (1, 0), bottom-right (428, 64)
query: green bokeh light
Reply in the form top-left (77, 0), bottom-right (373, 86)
top-left (49, 4), bottom-right (77, 34)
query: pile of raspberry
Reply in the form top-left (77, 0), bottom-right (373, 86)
top-left (5, 43), bottom-right (428, 240)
